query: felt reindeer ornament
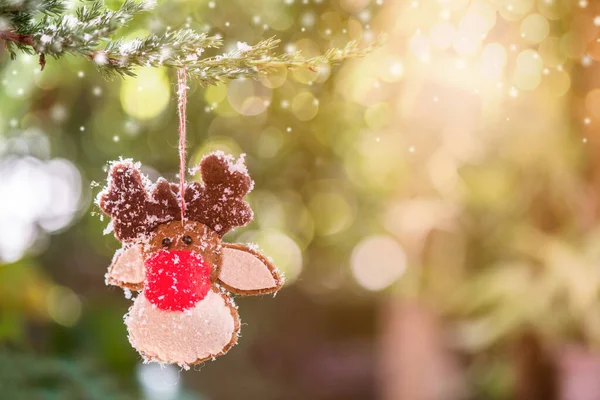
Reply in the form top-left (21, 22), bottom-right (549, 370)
top-left (98, 151), bottom-right (283, 366)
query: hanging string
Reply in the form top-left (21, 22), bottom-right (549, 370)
top-left (176, 66), bottom-right (188, 222)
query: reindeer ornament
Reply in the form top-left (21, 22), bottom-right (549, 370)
top-left (98, 152), bottom-right (283, 366)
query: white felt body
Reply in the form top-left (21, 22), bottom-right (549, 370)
top-left (219, 247), bottom-right (278, 292)
top-left (126, 288), bottom-right (238, 365)
top-left (107, 244), bottom-right (145, 287)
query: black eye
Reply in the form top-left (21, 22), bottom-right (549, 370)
top-left (182, 235), bottom-right (193, 245)
top-left (162, 238), bottom-right (172, 247)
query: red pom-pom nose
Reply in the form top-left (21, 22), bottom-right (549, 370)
top-left (144, 250), bottom-right (211, 311)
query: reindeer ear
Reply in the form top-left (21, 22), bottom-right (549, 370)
top-left (218, 244), bottom-right (284, 296)
top-left (106, 244), bottom-right (145, 291)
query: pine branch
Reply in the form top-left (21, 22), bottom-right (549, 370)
top-left (95, 29), bottom-right (222, 78)
top-left (34, 0), bottom-right (154, 57)
top-left (185, 38), bottom-right (377, 86)
top-left (0, 0), bottom-right (65, 15)
top-left (0, 0), bottom-right (65, 29)
top-left (0, 0), bottom-right (375, 83)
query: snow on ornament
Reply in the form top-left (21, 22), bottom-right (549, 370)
top-left (97, 152), bottom-right (284, 366)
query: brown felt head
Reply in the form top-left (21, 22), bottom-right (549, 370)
top-left (147, 220), bottom-right (223, 281)
top-left (98, 152), bottom-right (254, 242)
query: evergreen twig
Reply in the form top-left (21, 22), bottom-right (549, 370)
top-left (0, 0), bottom-right (376, 83)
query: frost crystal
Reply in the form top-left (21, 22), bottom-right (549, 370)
top-left (103, 221), bottom-right (114, 235)
top-left (246, 242), bottom-right (260, 252)
top-left (94, 52), bottom-right (109, 65)
top-left (236, 41), bottom-right (252, 52)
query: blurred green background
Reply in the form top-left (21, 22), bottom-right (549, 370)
top-left (2, 0), bottom-right (600, 399)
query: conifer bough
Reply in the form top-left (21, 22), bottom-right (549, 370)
top-left (0, 0), bottom-right (374, 84)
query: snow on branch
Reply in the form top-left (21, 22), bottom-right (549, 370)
top-left (0, 0), bottom-right (376, 83)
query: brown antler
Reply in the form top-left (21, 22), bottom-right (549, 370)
top-left (99, 153), bottom-right (253, 241)
top-left (184, 152), bottom-right (254, 236)
top-left (99, 161), bottom-right (179, 242)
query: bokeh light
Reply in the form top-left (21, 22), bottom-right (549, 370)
top-left (308, 189), bottom-right (355, 237)
top-left (227, 79), bottom-right (272, 116)
top-left (520, 13), bottom-right (550, 44)
top-left (121, 68), bottom-right (171, 120)
top-left (47, 285), bottom-right (82, 327)
top-left (351, 235), bottom-right (407, 291)
top-left (0, 149), bottom-right (83, 262)
top-left (137, 363), bottom-right (180, 400)
top-left (237, 230), bottom-right (303, 283)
